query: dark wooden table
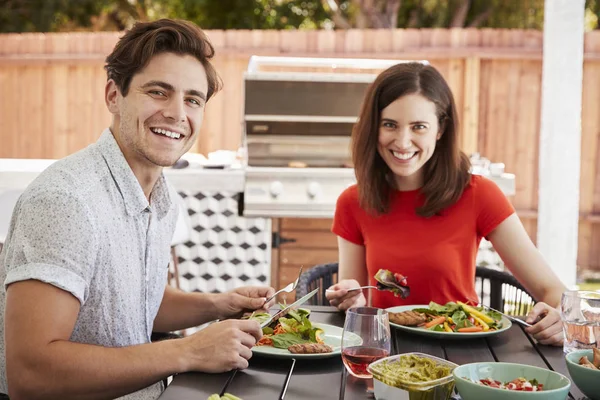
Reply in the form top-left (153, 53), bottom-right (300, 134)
top-left (159, 306), bottom-right (588, 400)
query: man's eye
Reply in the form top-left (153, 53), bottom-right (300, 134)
top-left (187, 98), bottom-right (204, 107)
top-left (149, 90), bottom-right (165, 97)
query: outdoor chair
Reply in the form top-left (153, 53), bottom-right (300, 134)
top-left (295, 262), bottom-right (536, 315)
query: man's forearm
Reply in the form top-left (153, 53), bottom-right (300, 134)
top-left (153, 285), bottom-right (220, 332)
top-left (8, 339), bottom-right (186, 400)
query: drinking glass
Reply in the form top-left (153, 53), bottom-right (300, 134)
top-left (341, 306), bottom-right (391, 379)
top-left (560, 290), bottom-right (600, 354)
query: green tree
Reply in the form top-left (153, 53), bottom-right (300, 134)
top-left (1, 0), bottom-right (598, 33)
top-left (169, 0), bottom-right (330, 30)
top-left (322, 0), bottom-right (546, 29)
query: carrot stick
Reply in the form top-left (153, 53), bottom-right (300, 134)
top-left (457, 326), bottom-right (484, 333)
top-left (424, 316), bottom-right (446, 329)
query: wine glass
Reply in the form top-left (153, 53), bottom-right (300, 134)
top-left (341, 306), bottom-right (391, 379)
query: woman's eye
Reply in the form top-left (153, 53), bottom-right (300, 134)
top-left (413, 124), bottom-right (427, 131)
top-left (382, 122), bottom-right (396, 129)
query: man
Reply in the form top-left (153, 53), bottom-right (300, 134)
top-left (0, 19), bottom-right (274, 400)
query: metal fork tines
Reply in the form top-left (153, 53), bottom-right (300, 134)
top-left (266, 266), bottom-right (303, 303)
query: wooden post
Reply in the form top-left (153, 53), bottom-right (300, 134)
top-left (537, 0), bottom-right (585, 287)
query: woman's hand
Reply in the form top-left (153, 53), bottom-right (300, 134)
top-left (524, 302), bottom-right (564, 346)
top-left (325, 279), bottom-right (366, 311)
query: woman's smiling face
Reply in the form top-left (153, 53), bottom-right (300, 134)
top-left (377, 93), bottom-right (441, 191)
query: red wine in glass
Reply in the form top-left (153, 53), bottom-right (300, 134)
top-left (342, 346), bottom-right (390, 378)
top-left (341, 307), bottom-right (391, 379)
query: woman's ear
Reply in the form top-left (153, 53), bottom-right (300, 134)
top-left (437, 130), bottom-right (442, 140)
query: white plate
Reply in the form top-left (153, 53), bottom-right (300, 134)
top-left (386, 305), bottom-right (512, 339)
top-left (252, 323), bottom-right (352, 359)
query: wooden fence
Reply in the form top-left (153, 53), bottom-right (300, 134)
top-left (1, 28), bottom-right (600, 275)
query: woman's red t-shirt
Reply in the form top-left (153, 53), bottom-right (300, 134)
top-left (332, 175), bottom-right (515, 309)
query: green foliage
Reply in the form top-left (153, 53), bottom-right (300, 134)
top-left (1, 0), bottom-right (598, 33)
top-left (168, 0), bottom-right (330, 30)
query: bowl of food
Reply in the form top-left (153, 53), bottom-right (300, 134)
top-left (565, 348), bottom-right (600, 400)
top-left (453, 362), bottom-right (570, 400)
top-left (367, 352), bottom-right (458, 400)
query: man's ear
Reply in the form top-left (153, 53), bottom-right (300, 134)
top-left (105, 80), bottom-right (120, 114)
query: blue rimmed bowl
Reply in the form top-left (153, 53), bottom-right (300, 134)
top-left (453, 362), bottom-right (570, 400)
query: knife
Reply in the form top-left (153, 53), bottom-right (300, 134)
top-left (481, 304), bottom-right (532, 328)
top-left (260, 288), bottom-right (319, 328)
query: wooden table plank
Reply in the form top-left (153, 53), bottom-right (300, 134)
top-left (486, 324), bottom-right (548, 367)
top-left (157, 372), bottom-right (228, 400)
top-left (535, 341), bottom-right (586, 400)
top-left (443, 337), bottom-right (495, 365)
top-left (391, 328), bottom-right (446, 359)
top-left (308, 308), bottom-right (346, 326)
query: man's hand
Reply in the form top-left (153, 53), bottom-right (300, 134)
top-left (213, 286), bottom-right (276, 320)
top-left (525, 302), bottom-right (564, 346)
top-left (181, 319), bottom-right (263, 372)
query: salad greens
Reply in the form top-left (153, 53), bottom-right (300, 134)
top-left (374, 269), bottom-right (410, 298)
top-left (411, 301), bottom-right (503, 333)
top-left (245, 307), bottom-right (325, 349)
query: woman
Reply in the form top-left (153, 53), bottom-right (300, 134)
top-left (325, 62), bottom-right (566, 346)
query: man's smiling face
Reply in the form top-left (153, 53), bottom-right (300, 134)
top-left (108, 52), bottom-right (209, 170)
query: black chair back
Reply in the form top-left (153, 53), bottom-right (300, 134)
top-left (295, 262), bottom-right (338, 306)
top-left (295, 262), bottom-right (536, 315)
top-left (474, 266), bottom-right (536, 315)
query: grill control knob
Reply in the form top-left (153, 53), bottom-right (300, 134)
top-left (307, 181), bottom-right (321, 199)
top-left (270, 181), bottom-right (284, 198)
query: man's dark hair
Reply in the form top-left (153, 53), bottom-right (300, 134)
top-left (105, 19), bottom-right (222, 100)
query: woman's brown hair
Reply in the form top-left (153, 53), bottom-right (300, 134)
top-left (352, 62), bottom-right (471, 217)
top-left (104, 19), bottom-right (222, 100)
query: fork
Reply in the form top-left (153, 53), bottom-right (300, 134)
top-left (265, 266), bottom-right (303, 303)
top-left (480, 304), bottom-right (533, 328)
top-left (325, 285), bottom-right (379, 293)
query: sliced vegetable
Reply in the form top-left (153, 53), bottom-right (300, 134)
top-left (458, 302), bottom-right (495, 324)
top-left (471, 314), bottom-right (490, 331)
top-left (443, 322), bottom-right (453, 332)
top-left (457, 326), bottom-right (484, 333)
top-left (424, 316), bottom-right (446, 329)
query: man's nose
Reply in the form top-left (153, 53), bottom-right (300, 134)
top-left (163, 97), bottom-right (186, 122)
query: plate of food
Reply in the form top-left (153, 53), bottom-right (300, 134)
top-left (245, 308), bottom-right (357, 359)
top-left (386, 301), bottom-right (512, 339)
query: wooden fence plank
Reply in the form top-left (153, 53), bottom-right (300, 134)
top-left (462, 56), bottom-right (480, 155)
